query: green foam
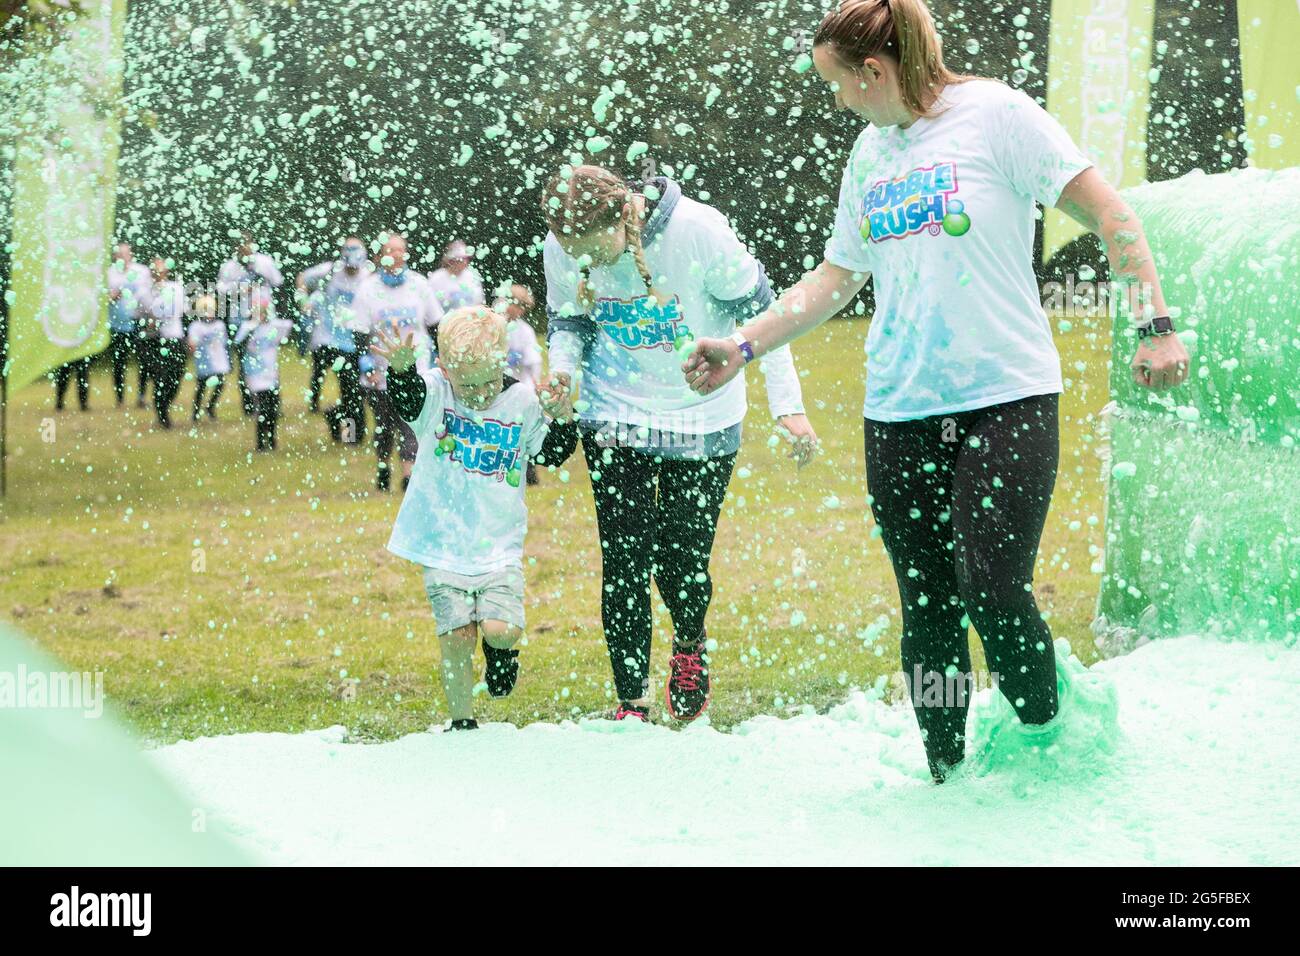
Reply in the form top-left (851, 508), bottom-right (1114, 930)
top-left (1095, 168), bottom-right (1300, 649)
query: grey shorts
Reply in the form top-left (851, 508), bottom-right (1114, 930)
top-left (423, 565), bottom-right (526, 636)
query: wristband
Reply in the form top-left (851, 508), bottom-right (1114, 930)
top-left (730, 329), bottom-right (755, 364)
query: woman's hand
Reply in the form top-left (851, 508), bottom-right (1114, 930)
top-left (538, 370), bottom-right (575, 421)
top-left (777, 414), bottom-right (819, 470)
top-left (1131, 333), bottom-right (1189, 390)
top-left (682, 337), bottom-right (745, 395)
top-left (372, 324), bottom-right (419, 373)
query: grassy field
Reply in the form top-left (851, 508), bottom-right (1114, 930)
top-left (0, 318), bottom-right (1114, 743)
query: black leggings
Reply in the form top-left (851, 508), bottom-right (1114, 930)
top-left (253, 388), bottom-right (281, 450)
top-left (864, 393), bottom-right (1060, 780)
top-left (53, 358), bottom-right (90, 410)
top-left (581, 431), bottom-right (736, 701)
top-left (193, 374), bottom-right (225, 418)
top-left (107, 330), bottom-right (139, 404)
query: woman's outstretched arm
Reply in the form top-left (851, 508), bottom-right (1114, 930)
top-left (682, 260), bottom-right (869, 395)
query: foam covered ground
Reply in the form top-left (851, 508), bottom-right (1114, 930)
top-left (149, 636), bottom-right (1300, 865)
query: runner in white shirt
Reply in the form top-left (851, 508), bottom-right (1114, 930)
top-left (217, 231), bottom-right (284, 416)
top-left (426, 239), bottom-right (485, 316)
top-left (296, 236), bottom-right (373, 444)
top-left (106, 241), bottom-right (153, 408)
top-left (541, 165), bottom-right (818, 724)
top-left (681, 0), bottom-right (1189, 784)
top-left (233, 288), bottom-right (293, 452)
top-left (141, 257), bottom-right (187, 430)
top-left (493, 283), bottom-right (544, 484)
top-left (350, 232), bottom-right (444, 492)
top-left (186, 294), bottom-right (231, 421)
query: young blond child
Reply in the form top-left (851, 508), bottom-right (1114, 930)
top-left (373, 306), bottom-right (577, 730)
top-left (187, 294), bottom-right (231, 421)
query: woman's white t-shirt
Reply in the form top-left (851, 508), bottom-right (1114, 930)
top-left (825, 79), bottom-right (1091, 422)
top-left (544, 195), bottom-right (804, 434)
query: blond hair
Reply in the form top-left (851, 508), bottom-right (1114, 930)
top-left (539, 163), bottom-right (667, 311)
top-left (437, 306), bottom-right (508, 369)
top-left (192, 294), bottom-right (217, 320)
top-left (814, 0), bottom-right (968, 119)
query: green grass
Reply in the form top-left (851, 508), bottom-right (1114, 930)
top-left (0, 318), bottom-right (1114, 743)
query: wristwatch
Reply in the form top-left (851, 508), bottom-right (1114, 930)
top-left (730, 330), bottom-right (755, 364)
top-left (1136, 315), bottom-right (1176, 339)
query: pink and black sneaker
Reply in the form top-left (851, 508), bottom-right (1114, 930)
top-left (613, 702), bottom-right (649, 722)
top-left (666, 635), bottom-right (711, 722)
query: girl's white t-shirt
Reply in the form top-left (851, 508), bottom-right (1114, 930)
top-left (236, 318), bottom-right (293, 392)
top-left (544, 195), bottom-right (803, 434)
top-left (387, 368), bottom-right (549, 573)
top-left (825, 79), bottom-right (1091, 422)
top-left (187, 320), bottom-right (231, 377)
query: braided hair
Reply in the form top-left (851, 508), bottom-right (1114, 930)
top-left (540, 163), bottom-right (668, 310)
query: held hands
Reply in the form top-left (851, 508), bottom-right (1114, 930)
top-left (682, 337), bottom-right (744, 395)
top-left (1132, 333), bottom-right (1190, 390)
top-left (538, 370), bottom-right (575, 422)
top-left (371, 324), bottom-right (420, 374)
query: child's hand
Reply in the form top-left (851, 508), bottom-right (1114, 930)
top-left (538, 370), bottom-right (574, 422)
top-left (372, 325), bottom-right (419, 373)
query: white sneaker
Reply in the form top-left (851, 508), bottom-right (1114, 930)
top-left (968, 639), bottom-right (1120, 784)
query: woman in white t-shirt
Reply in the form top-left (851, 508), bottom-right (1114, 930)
top-left (142, 257), bottom-right (188, 431)
top-left (683, 0), bottom-right (1189, 783)
top-left (541, 164), bottom-right (818, 724)
top-left (427, 240), bottom-right (485, 314)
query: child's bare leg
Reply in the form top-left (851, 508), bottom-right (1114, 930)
top-left (438, 623), bottom-right (478, 721)
top-left (480, 620), bottom-right (523, 650)
top-left (480, 620), bottom-right (523, 698)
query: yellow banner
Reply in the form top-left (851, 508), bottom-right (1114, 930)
top-left (1238, 0), bottom-right (1300, 170)
top-left (1043, 0), bottom-right (1156, 261)
top-left (6, 0), bottom-right (128, 392)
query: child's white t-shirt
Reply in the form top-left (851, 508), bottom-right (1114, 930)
top-left (824, 79), bottom-right (1091, 422)
top-left (187, 320), bottom-right (231, 377)
top-left (544, 195), bottom-right (803, 434)
top-left (387, 368), bottom-right (550, 573)
top-left (236, 318), bottom-right (293, 392)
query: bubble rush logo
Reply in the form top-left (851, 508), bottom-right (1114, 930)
top-left (860, 162), bottom-right (971, 242)
top-left (595, 294), bottom-right (683, 351)
top-left (435, 411), bottom-right (523, 483)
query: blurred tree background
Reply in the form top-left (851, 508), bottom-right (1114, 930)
top-left (5, 0), bottom-right (1250, 321)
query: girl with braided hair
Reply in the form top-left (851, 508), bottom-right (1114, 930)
top-left (540, 163), bottom-right (818, 722)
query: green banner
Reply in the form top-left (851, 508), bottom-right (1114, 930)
top-left (1238, 0), bottom-right (1300, 171)
top-left (1043, 0), bottom-right (1155, 261)
top-left (5, 0), bottom-right (128, 393)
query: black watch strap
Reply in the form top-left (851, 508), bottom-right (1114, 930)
top-left (1137, 315), bottom-right (1175, 338)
